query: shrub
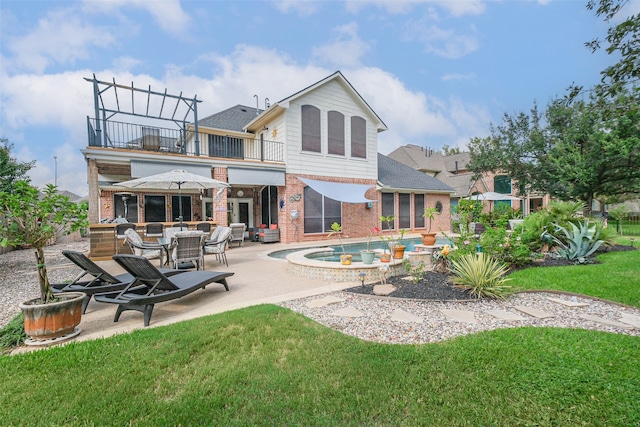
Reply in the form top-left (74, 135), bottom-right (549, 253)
top-left (543, 220), bottom-right (604, 261)
top-left (449, 253), bottom-right (513, 299)
top-left (0, 313), bottom-right (26, 353)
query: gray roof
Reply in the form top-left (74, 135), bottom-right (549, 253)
top-left (387, 144), bottom-right (470, 174)
top-left (378, 154), bottom-right (454, 193)
top-left (198, 105), bottom-right (263, 133)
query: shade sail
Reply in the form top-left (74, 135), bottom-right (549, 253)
top-left (466, 192), bottom-right (521, 201)
top-left (228, 167), bottom-right (285, 186)
top-left (299, 177), bottom-right (375, 203)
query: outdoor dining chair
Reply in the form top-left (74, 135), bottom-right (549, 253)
top-left (170, 231), bottom-right (206, 270)
top-left (115, 223), bottom-right (136, 254)
top-left (204, 226), bottom-right (232, 267)
top-left (124, 228), bottom-right (163, 265)
top-left (145, 223), bottom-right (164, 238)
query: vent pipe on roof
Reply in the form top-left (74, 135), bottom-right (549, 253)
top-left (455, 161), bottom-right (459, 175)
top-left (265, 98), bottom-right (270, 109)
top-left (254, 94), bottom-right (259, 115)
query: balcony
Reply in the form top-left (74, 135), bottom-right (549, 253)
top-left (87, 118), bottom-right (284, 163)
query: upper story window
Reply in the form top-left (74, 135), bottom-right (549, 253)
top-left (301, 105), bottom-right (321, 153)
top-left (494, 175), bottom-right (512, 194)
top-left (351, 116), bottom-right (366, 159)
top-left (327, 110), bottom-right (345, 156)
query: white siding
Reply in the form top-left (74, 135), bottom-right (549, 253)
top-left (282, 79), bottom-right (379, 179)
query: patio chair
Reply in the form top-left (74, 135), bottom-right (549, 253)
top-left (114, 223), bottom-right (136, 254)
top-left (170, 231), bottom-right (206, 270)
top-left (51, 250), bottom-right (183, 313)
top-left (145, 223), bottom-right (164, 238)
top-left (94, 254), bottom-right (233, 326)
top-left (204, 226), bottom-right (232, 267)
top-left (229, 223), bottom-right (246, 247)
top-left (172, 223), bottom-right (189, 230)
top-left (196, 222), bottom-right (212, 233)
top-left (124, 228), bottom-right (163, 265)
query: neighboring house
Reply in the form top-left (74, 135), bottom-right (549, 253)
top-left (388, 144), bottom-right (549, 214)
top-left (82, 72), bottom-right (455, 248)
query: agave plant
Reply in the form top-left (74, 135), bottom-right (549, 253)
top-left (449, 253), bottom-right (512, 299)
top-left (543, 219), bottom-right (604, 261)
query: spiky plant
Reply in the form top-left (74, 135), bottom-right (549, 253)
top-left (543, 219), bottom-right (604, 261)
top-left (449, 253), bottom-right (513, 299)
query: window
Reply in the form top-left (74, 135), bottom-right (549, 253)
top-left (351, 116), bottom-right (366, 159)
top-left (304, 186), bottom-right (341, 234)
top-left (209, 134), bottom-right (244, 159)
top-left (381, 193), bottom-right (395, 230)
top-left (261, 186), bottom-right (279, 226)
top-left (327, 110), bottom-right (345, 155)
top-left (399, 193), bottom-right (411, 229)
top-left (414, 194), bottom-right (425, 228)
top-left (171, 195), bottom-right (192, 222)
top-left (144, 195), bottom-right (166, 222)
top-left (114, 194), bottom-right (138, 223)
top-left (301, 105), bottom-right (321, 153)
top-left (494, 175), bottom-right (511, 194)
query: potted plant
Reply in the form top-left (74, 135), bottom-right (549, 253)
top-left (328, 222), bottom-right (352, 265)
top-left (421, 206), bottom-right (440, 245)
top-left (360, 227), bottom-right (379, 265)
top-left (0, 181), bottom-right (88, 343)
top-left (379, 215), bottom-right (407, 259)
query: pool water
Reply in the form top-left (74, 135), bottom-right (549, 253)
top-left (269, 237), bottom-right (449, 261)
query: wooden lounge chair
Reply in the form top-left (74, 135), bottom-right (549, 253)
top-left (51, 250), bottom-right (183, 313)
top-left (94, 254), bottom-right (233, 326)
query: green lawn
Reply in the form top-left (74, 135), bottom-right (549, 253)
top-left (1, 250), bottom-right (639, 426)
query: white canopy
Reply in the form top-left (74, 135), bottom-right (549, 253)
top-left (299, 178), bottom-right (375, 203)
top-left (466, 192), bottom-right (521, 201)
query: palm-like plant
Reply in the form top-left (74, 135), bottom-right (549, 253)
top-left (543, 219), bottom-right (604, 261)
top-left (0, 181), bottom-right (88, 303)
top-left (449, 253), bottom-right (513, 299)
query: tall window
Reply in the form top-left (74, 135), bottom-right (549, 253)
top-left (381, 193), bottom-right (395, 230)
top-left (398, 193), bottom-right (411, 229)
top-left (144, 195), bottom-right (166, 222)
top-left (301, 105), bottom-right (321, 153)
top-left (494, 175), bottom-right (511, 194)
top-left (351, 116), bottom-right (366, 159)
top-left (327, 110), bottom-right (345, 155)
top-left (304, 187), bottom-right (341, 234)
top-left (171, 196), bottom-right (192, 222)
top-left (261, 186), bottom-right (279, 226)
top-left (114, 194), bottom-right (138, 223)
top-left (209, 134), bottom-right (244, 159)
top-left (414, 194), bottom-right (425, 228)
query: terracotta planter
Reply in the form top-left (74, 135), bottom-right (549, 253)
top-left (360, 250), bottom-right (376, 265)
top-left (19, 292), bottom-right (86, 342)
top-left (380, 254), bottom-right (391, 263)
top-left (421, 232), bottom-right (437, 246)
top-left (392, 245), bottom-right (406, 259)
top-left (339, 254), bottom-right (353, 265)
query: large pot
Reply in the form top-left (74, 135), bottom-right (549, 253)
top-left (339, 254), bottom-right (353, 265)
top-left (421, 232), bottom-right (437, 246)
top-left (392, 245), bottom-right (406, 259)
top-left (360, 250), bottom-right (376, 265)
top-left (19, 292), bottom-right (86, 342)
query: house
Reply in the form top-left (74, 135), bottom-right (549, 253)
top-left (388, 144), bottom-right (550, 214)
top-left (82, 72), bottom-right (455, 254)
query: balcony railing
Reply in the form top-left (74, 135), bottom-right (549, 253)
top-left (87, 118), bottom-right (284, 163)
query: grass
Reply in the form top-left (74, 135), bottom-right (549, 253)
top-left (1, 250), bottom-right (639, 425)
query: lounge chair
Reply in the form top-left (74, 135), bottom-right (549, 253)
top-left (51, 250), bottom-right (183, 313)
top-left (94, 254), bottom-right (233, 326)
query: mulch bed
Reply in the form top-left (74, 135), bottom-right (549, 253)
top-left (344, 244), bottom-right (637, 301)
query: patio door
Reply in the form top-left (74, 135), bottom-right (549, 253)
top-left (228, 198), bottom-right (253, 231)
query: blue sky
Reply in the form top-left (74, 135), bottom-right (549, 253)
top-left (1, 0), bottom-right (637, 196)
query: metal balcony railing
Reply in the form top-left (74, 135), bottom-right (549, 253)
top-left (87, 117), bottom-right (284, 163)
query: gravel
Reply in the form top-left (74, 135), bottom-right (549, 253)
top-left (0, 239), bottom-right (89, 328)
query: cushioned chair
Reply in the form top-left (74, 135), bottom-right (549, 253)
top-left (124, 228), bottom-right (163, 265)
top-left (204, 226), bottom-right (232, 267)
top-left (115, 223), bottom-right (136, 254)
top-left (145, 223), bottom-right (164, 238)
top-left (259, 224), bottom-right (280, 243)
top-left (51, 250), bottom-right (183, 313)
top-left (196, 222), bottom-right (212, 233)
top-left (94, 254), bottom-right (234, 326)
top-left (170, 231), bottom-right (206, 270)
top-left (229, 223), bottom-right (246, 247)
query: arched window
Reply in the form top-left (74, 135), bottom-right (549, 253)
top-left (351, 116), bottom-right (366, 158)
top-left (301, 105), bottom-right (321, 153)
top-left (327, 110), bottom-right (345, 155)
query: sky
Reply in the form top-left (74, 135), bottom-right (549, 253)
top-left (1, 0), bottom-right (638, 197)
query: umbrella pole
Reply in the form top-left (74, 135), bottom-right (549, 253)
top-left (178, 183), bottom-right (184, 229)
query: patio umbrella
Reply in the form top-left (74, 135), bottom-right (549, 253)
top-left (466, 192), bottom-right (522, 221)
top-left (114, 169), bottom-right (229, 227)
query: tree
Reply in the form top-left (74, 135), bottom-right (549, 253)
top-left (441, 145), bottom-right (462, 156)
top-left (0, 138), bottom-right (34, 193)
top-left (468, 92), bottom-right (640, 216)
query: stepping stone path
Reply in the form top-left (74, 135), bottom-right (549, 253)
top-left (619, 313), bottom-right (640, 328)
top-left (306, 295), bottom-right (345, 308)
top-left (485, 309), bottom-right (527, 321)
top-left (330, 307), bottom-right (365, 318)
top-left (440, 309), bottom-right (477, 324)
top-left (579, 314), bottom-right (634, 330)
top-left (513, 305), bottom-right (555, 319)
top-left (546, 297), bottom-right (590, 307)
top-left (390, 309), bottom-right (423, 323)
top-left (373, 284), bottom-right (396, 296)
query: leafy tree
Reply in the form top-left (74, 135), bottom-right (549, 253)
top-left (441, 145), bottom-right (462, 156)
top-left (0, 138), bottom-right (34, 193)
top-left (468, 93), bottom-right (640, 216)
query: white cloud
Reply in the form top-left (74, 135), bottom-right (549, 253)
top-left (273, 0), bottom-right (320, 16)
top-left (312, 23), bottom-right (371, 68)
top-left (3, 45), bottom-right (493, 195)
top-left (6, 8), bottom-right (116, 74)
top-left (345, 0), bottom-right (486, 16)
top-left (441, 72), bottom-right (476, 82)
top-left (403, 21), bottom-right (480, 59)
